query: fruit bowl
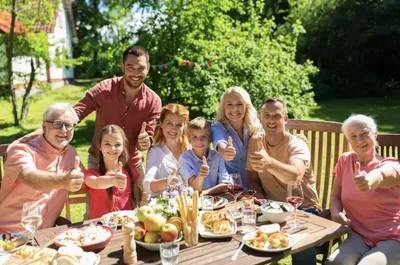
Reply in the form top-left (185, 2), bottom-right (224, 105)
top-left (54, 224), bottom-right (114, 252)
top-left (135, 232), bottom-right (183, 251)
top-left (260, 201), bottom-right (294, 224)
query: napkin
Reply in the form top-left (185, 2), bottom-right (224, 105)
top-left (0, 251), bottom-right (12, 265)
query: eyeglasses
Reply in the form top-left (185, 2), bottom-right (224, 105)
top-left (45, 120), bottom-right (76, 131)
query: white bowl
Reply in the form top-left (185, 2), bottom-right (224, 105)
top-left (135, 232), bottom-right (183, 251)
top-left (260, 201), bottom-right (294, 224)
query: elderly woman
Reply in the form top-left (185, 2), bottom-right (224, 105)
top-left (327, 114), bottom-right (400, 265)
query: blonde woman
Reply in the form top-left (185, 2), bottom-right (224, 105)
top-left (143, 104), bottom-right (190, 194)
top-left (212, 86), bottom-right (261, 190)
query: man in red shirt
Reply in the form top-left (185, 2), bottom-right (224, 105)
top-left (20, 46), bottom-right (162, 203)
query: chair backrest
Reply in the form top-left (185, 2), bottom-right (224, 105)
top-left (65, 189), bottom-right (91, 221)
top-left (286, 120), bottom-right (350, 210)
top-left (0, 144), bottom-right (9, 188)
top-left (376, 134), bottom-right (400, 159)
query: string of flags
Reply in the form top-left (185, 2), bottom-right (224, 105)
top-left (151, 58), bottom-right (213, 71)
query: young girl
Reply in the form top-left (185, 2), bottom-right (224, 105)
top-left (84, 125), bottom-right (138, 219)
top-left (212, 86), bottom-right (261, 191)
top-left (143, 104), bottom-right (190, 194)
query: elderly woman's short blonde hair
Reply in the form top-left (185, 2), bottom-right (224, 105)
top-left (342, 114), bottom-right (378, 146)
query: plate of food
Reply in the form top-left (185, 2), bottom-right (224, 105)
top-left (0, 233), bottom-right (28, 253)
top-left (199, 209), bottom-right (237, 238)
top-left (101, 210), bottom-right (138, 227)
top-left (54, 224), bottom-right (114, 252)
top-left (244, 224), bottom-right (294, 252)
top-left (199, 196), bottom-right (228, 210)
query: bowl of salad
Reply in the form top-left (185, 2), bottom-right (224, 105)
top-left (54, 224), bottom-right (114, 252)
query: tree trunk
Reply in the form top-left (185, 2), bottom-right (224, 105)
top-left (20, 57), bottom-right (35, 121)
top-left (7, 0), bottom-right (19, 125)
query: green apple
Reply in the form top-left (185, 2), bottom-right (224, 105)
top-left (137, 205), bottom-right (154, 223)
top-left (144, 214), bottom-right (167, 232)
top-left (144, 231), bottom-right (160, 243)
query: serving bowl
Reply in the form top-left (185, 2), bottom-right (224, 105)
top-left (260, 201), bottom-right (294, 224)
top-left (54, 224), bottom-right (114, 252)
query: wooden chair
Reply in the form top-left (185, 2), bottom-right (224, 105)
top-left (65, 189), bottom-right (91, 221)
top-left (0, 144), bottom-right (9, 188)
top-left (286, 119), bottom-right (350, 263)
top-left (377, 134), bottom-right (400, 159)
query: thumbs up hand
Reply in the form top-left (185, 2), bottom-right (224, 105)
top-left (249, 133), bottom-right (271, 173)
top-left (64, 156), bottom-right (84, 192)
top-left (223, 136), bottom-right (236, 161)
top-left (354, 161), bottom-right (381, 192)
top-left (167, 168), bottom-right (182, 187)
top-left (108, 162), bottom-right (127, 189)
top-left (137, 122), bottom-right (151, 151)
top-left (198, 156), bottom-right (210, 178)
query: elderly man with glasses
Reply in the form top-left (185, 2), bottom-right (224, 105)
top-left (0, 103), bottom-right (84, 233)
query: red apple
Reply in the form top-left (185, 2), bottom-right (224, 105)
top-left (168, 217), bottom-right (183, 233)
top-left (133, 222), bottom-right (146, 241)
top-left (160, 223), bottom-right (179, 242)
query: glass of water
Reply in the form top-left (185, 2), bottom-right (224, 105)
top-left (241, 202), bottom-right (256, 234)
top-left (201, 195), bottom-right (214, 211)
top-left (160, 242), bottom-right (179, 265)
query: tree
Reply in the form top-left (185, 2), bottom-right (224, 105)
top-left (135, 0), bottom-right (317, 118)
top-left (0, 0), bottom-right (59, 125)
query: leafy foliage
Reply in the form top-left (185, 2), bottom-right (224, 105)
top-left (282, 0), bottom-right (400, 99)
top-left (135, 0), bottom-right (317, 118)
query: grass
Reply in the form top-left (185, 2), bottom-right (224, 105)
top-left (1, 84), bottom-right (399, 264)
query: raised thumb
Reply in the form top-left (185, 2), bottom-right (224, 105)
top-left (202, 156), bottom-right (207, 165)
top-left (354, 161), bottom-right (361, 176)
top-left (73, 156), bottom-right (80, 170)
top-left (140, 122), bottom-right (146, 134)
top-left (117, 161), bottom-right (123, 172)
top-left (171, 168), bottom-right (177, 176)
top-left (227, 136), bottom-right (233, 147)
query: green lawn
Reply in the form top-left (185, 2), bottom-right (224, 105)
top-left (1, 84), bottom-right (399, 264)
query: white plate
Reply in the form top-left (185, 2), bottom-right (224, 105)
top-left (198, 210), bottom-right (237, 238)
top-left (199, 196), bottom-right (229, 210)
top-left (101, 210), bottom-right (138, 227)
top-left (0, 233), bottom-right (28, 253)
top-left (135, 232), bottom-right (183, 251)
top-left (243, 231), bottom-right (294, 252)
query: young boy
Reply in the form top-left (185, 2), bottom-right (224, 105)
top-left (179, 117), bottom-right (230, 195)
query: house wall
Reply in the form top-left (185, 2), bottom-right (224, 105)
top-left (8, 1), bottom-right (75, 90)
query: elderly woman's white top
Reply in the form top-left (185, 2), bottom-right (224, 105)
top-left (143, 143), bottom-right (180, 194)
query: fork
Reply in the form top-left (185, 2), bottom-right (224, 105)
top-left (231, 239), bottom-right (246, 261)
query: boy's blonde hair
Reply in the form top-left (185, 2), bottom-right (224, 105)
top-left (188, 117), bottom-right (212, 136)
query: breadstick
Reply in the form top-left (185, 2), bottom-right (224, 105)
top-left (192, 191), bottom-right (198, 224)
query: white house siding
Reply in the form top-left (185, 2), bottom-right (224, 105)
top-left (10, 1), bottom-right (74, 90)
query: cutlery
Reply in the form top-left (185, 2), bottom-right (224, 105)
top-left (231, 239), bottom-right (246, 261)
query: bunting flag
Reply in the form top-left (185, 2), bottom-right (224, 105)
top-left (150, 58), bottom-right (212, 71)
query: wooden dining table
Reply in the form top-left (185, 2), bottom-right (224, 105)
top-left (34, 195), bottom-right (351, 265)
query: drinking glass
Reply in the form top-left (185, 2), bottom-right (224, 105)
top-left (241, 202), bottom-right (256, 233)
top-left (286, 181), bottom-right (305, 229)
top-left (21, 202), bottom-right (43, 247)
top-left (160, 242), bottom-right (179, 265)
top-left (227, 173), bottom-right (243, 217)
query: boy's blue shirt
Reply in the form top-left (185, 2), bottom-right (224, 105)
top-left (179, 149), bottom-right (230, 190)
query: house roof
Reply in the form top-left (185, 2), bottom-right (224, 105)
top-left (0, 0), bottom-right (77, 39)
top-left (34, 0), bottom-right (77, 39)
top-left (0, 10), bottom-right (27, 34)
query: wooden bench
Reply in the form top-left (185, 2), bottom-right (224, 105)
top-left (0, 144), bottom-right (9, 188)
top-left (286, 119), bottom-right (400, 263)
